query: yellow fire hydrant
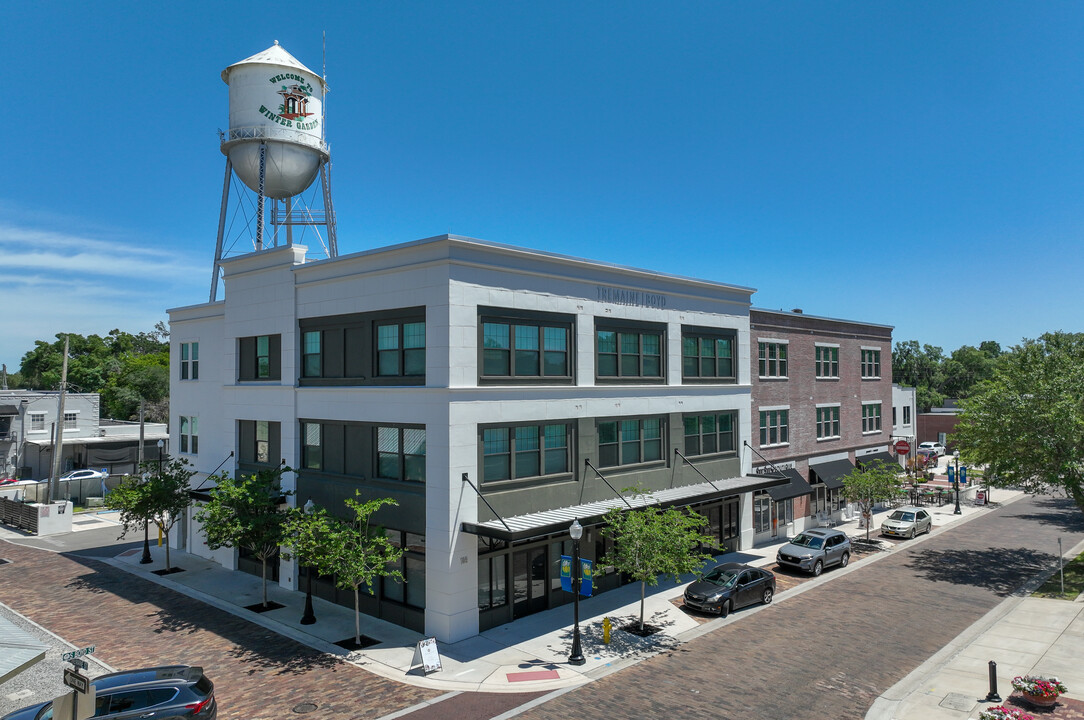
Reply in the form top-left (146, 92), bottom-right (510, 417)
top-left (602, 616), bottom-right (612, 644)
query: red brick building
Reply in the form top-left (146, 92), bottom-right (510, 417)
top-left (749, 309), bottom-right (895, 542)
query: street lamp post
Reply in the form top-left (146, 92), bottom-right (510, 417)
top-left (568, 519), bottom-right (585, 666)
top-left (300, 498), bottom-right (317, 625)
top-left (952, 450), bottom-right (962, 515)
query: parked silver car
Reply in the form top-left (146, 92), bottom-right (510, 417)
top-left (775, 528), bottom-right (851, 576)
top-left (881, 507), bottom-right (932, 539)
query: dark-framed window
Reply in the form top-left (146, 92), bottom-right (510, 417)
top-left (682, 327), bottom-right (736, 382)
top-left (481, 422), bottom-right (571, 483)
top-left (903, 406), bottom-right (911, 425)
top-left (758, 342), bottom-right (788, 378)
top-left (180, 342), bottom-right (199, 380)
top-left (376, 426), bottom-right (426, 482)
top-left (383, 530), bottom-right (426, 609)
top-left (758, 409), bottom-right (788, 447)
top-left (816, 406), bottom-right (840, 439)
top-left (301, 422), bottom-right (322, 470)
top-left (299, 308), bottom-right (426, 386)
top-left (239, 334), bottom-right (281, 381)
top-left (596, 322), bottom-right (664, 381)
top-left (478, 552), bottom-right (508, 611)
top-left (683, 412), bottom-right (736, 456)
top-left (480, 309), bottom-right (574, 383)
top-left (862, 403), bottom-right (882, 433)
top-left (815, 345), bottom-right (839, 379)
top-left (377, 321), bottom-right (425, 377)
top-left (861, 349), bottom-right (881, 378)
top-left (179, 415), bottom-right (198, 454)
top-left (597, 417), bottom-right (664, 468)
top-left (239, 419), bottom-right (280, 466)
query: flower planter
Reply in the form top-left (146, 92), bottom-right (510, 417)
top-left (1020, 691), bottom-right (1057, 708)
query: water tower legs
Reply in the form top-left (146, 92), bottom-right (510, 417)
top-left (210, 157), bottom-right (233, 303)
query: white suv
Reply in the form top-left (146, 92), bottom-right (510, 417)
top-left (918, 442), bottom-right (946, 456)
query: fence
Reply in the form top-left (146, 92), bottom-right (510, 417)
top-left (6, 475), bottom-right (127, 505)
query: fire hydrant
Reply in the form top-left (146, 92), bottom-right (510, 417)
top-left (602, 616), bottom-right (612, 644)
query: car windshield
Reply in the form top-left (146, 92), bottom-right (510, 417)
top-left (701, 567), bottom-right (740, 587)
top-left (789, 534), bottom-right (824, 549)
top-left (889, 511), bottom-right (915, 522)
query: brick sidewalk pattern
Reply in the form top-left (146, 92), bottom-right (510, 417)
top-left (0, 544), bottom-right (442, 719)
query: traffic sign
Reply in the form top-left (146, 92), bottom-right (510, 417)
top-left (63, 668), bottom-right (89, 694)
top-left (894, 440), bottom-right (911, 455)
top-left (61, 646), bottom-right (95, 662)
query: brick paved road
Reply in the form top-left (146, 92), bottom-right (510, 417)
top-left (0, 542), bottom-right (442, 719)
top-left (512, 496), bottom-right (1084, 720)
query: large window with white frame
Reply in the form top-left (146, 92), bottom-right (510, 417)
top-left (30, 413), bottom-right (45, 432)
top-left (862, 403), bottom-right (882, 433)
top-left (861, 348), bottom-right (881, 378)
top-left (816, 406), bottom-right (840, 440)
top-left (815, 345), bottom-right (839, 379)
top-left (179, 416), bottom-right (198, 454)
top-left (758, 341), bottom-right (788, 378)
top-left (758, 409), bottom-right (789, 447)
top-left (63, 412), bottom-right (77, 430)
top-left (597, 417), bottom-right (665, 468)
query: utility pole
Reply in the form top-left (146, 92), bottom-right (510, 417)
top-left (48, 336), bottom-right (70, 505)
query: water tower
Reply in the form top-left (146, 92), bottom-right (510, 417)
top-left (210, 41), bottom-right (337, 300)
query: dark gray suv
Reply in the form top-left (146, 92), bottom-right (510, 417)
top-left (1, 666), bottom-right (216, 720)
top-left (775, 528), bottom-right (851, 576)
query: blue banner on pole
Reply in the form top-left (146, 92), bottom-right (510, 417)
top-left (960, 466), bottom-right (967, 485)
top-left (579, 558), bottom-right (593, 597)
top-left (560, 555), bottom-right (572, 592)
top-left (947, 465), bottom-right (955, 484)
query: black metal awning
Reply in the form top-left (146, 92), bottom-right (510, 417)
top-left (809, 459), bottom-right (856, 490)
top-left (857, 452), bottom-right (900, 469)
top-left (461, 474), bottom-right (787, 542)
top-left (765, 468), bottom-right (814, 501)
top-left (0, 405), bottom-right (18, 416)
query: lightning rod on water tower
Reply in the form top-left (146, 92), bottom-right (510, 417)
top-left (210, 40), bottom-right (337, 301)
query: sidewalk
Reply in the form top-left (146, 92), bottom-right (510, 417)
top-left (54, 487), bottom-right (1014, 697)
top-left (868, 539), bottom-right (1084, 720)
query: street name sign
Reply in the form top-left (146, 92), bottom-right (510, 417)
top-left (61, 646), bottom-right (95, 662)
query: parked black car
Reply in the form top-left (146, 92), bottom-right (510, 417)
top-left (1, 666), bottom-right (216, 720)
top-left (683, 562), bottom-right (776, 617)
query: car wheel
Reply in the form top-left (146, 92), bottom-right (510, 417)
top-left (840, 552), bottom-right (849, 568)
top-left (908, 528), bottom-right (916, 539)
top-left (719, 599), bottom-right (731, 618)
top-left (812, 560), bottom-right (823, 577)
top-left (924, 521), bottom-right (932, 535)
top-left (762, 587), bottom-right (773, 605)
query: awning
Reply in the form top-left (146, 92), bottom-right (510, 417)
top-left (462, 474), bottom-right (787, 542)
top-left (26, 433), bottom-right (168, 447)
top-left (857, 452), bottom-right (900, 468)
top-left (809, 459), bottom-right (856, 490)
top-left (765, 468), bottom-right (814, 501)
top-left (0, 615), bottom-right (47, 685)
top-left (0, 405), bottom-right (18, 416)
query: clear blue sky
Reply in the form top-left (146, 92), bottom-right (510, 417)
top-left (3, 2), bottom-right (1082, 373)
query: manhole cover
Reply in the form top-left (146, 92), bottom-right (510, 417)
top-left (292, 703), bottom-right (319, 714)
top-left (940, 693), bottom-right (977, 712)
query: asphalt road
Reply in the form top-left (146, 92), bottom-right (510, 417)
top-left (508, 495), bottom-right (1084, 720)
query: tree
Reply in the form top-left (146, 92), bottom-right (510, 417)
top-left (953, 332), bottom-right (1084, 514)
top-left (600, 493), bottom-right (716, 633)
top-left (107, 457), bottom-right (195, 571)
top-left (282, 500), bottom-right (337, 615)
top-left (315, 493), bottom-right (403, 646)
top-left (195, 467), bottom-right (293, 608)
top-left (841, 460), bottom-right (902, 541)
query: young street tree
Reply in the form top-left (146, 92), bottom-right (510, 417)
top-left (600, 493), bottom-right (716, 633)
top-left (317, 493), bottom-right (403, 647)
top-left (841, 459), bottom-right (902, 541)
top-left (195, 467), bottom-right (293, 608)
top-left (953, 332), bottom-right (1084, 514)
top-left (107, 457), bottom-right (195, 571)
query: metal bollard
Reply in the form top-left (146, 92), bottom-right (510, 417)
top-left (602, 616), bottom-right (612, 644)
top-left (985, 660), bottom-right (1001, 702)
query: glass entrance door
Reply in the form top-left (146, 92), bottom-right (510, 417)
top-left (512, 546), bottom-right (548, 619)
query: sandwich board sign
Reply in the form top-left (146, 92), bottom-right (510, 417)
top-left (409, 637), bottom-right (442, 675)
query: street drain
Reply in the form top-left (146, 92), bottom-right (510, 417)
top-left (292, 703), bottom-right (319, 714)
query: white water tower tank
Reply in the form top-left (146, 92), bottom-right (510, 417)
top-left (221, 41), bottom-right (328, 199)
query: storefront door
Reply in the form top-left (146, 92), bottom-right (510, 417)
top-left (512, 546), bottom-right (547, 619)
